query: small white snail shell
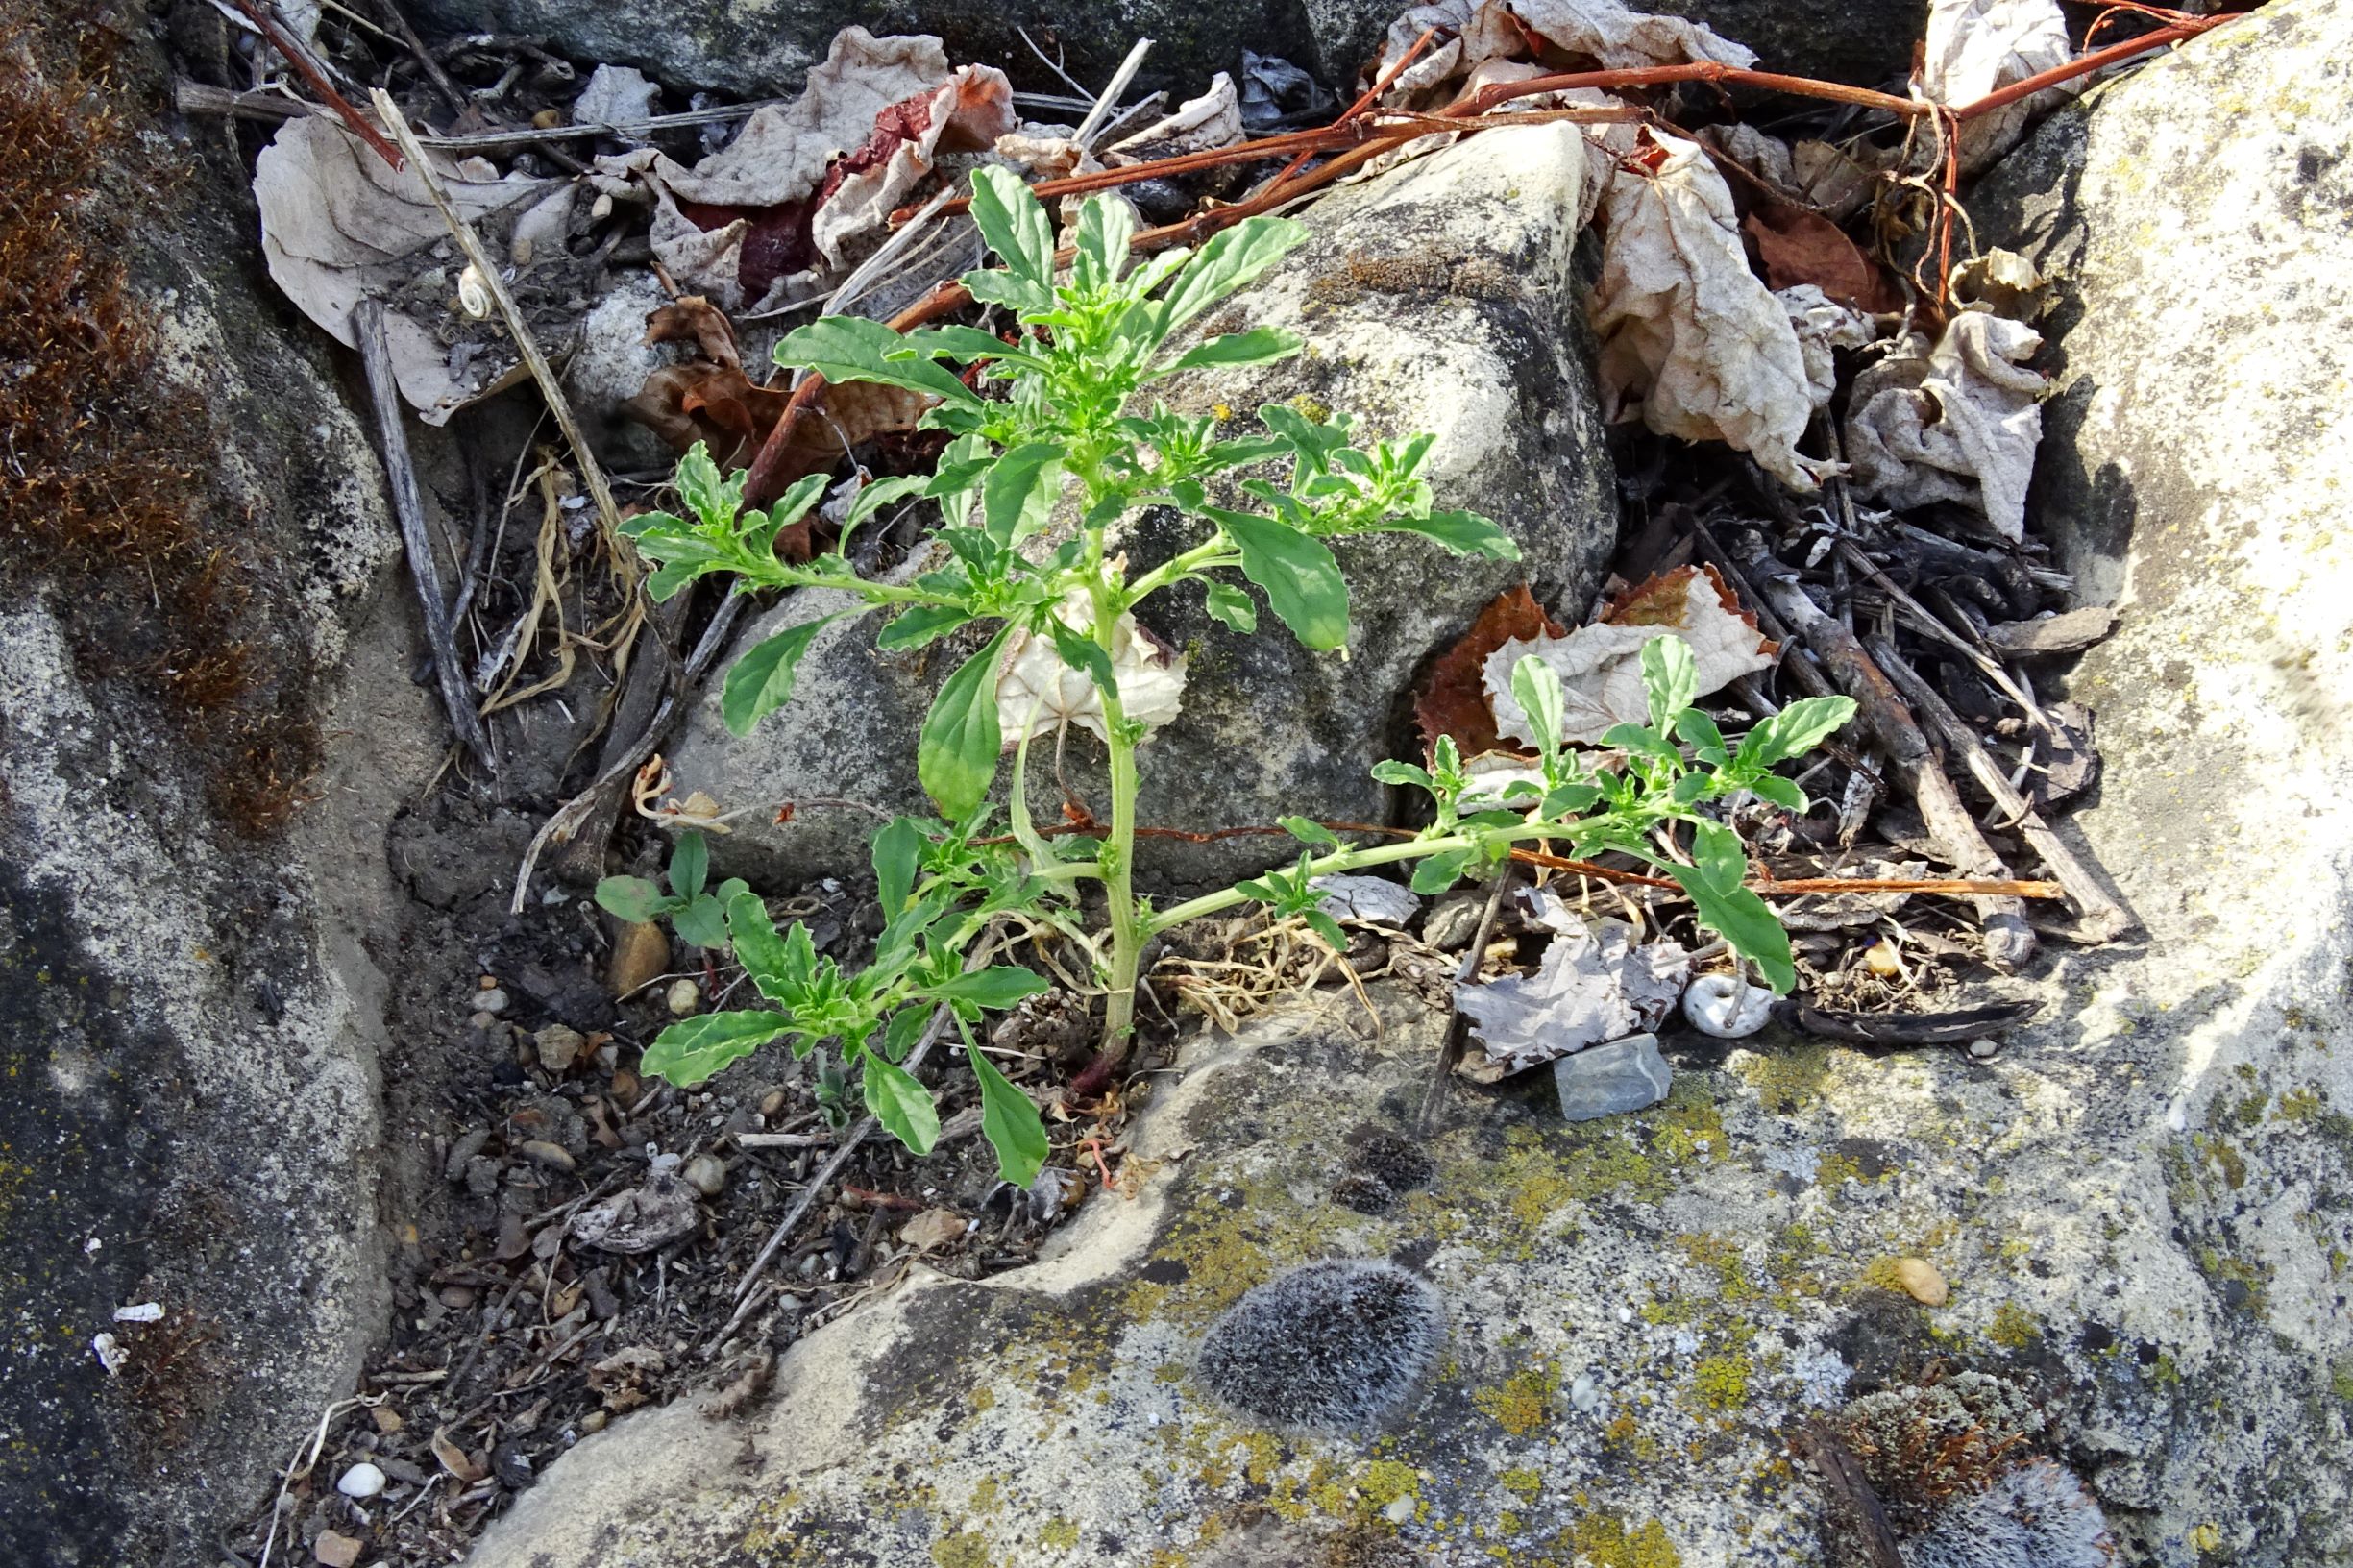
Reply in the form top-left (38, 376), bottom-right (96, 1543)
top-left (1682, 972), bottom-right (1773, 1038)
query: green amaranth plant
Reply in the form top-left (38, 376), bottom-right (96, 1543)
top-left (602, 167), bottom-right (1855, 1186)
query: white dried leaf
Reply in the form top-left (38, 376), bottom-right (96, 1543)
top-left (1778, 284), bottom-right (1877, 413)
top-left (1590, 130), bottom-right (1830, 490)
top-left (1455, 919), bottom-right (1690, 1080)
top-left (640, 29), bottom-right (950, 208)
top-left (1374, 0), bottom-right (1752, 99)
top-left (573, 63), bottom-right (661, 134)
top-left (1703, 122), bottom-right (1798, 193)
top-left (1922, 0), bottom-right (2073, 172)
top-left (995, 594), bottom-right (1188, 749)
top-left (898, 1208), bottom-right (968, 1252)
top-left (1483, 570), bottom-right (1776, 747)
top-left (1104, 73), bottom-right (1243, 163)
top-left (252, 117), bottom-right (557, 423)
top-left (1844, 313), bottom-right (2046, 542)
top-left (1312, 875), bottom-right (1422, 927)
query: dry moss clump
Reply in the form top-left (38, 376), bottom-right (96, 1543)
top-left (0, 10), bottom-right (316, 831)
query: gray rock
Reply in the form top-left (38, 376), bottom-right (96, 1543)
top-left (1551, 1031), bottom-right (1672, 1120)
top-left (406, 1), bottom-right (1317, 101)
top-left (672, 121), bottom-right (1616, 889)
top-left (1301, 0), bottom-right (1924, 93)
top-left (0, 28), bottom-right (437, 1566)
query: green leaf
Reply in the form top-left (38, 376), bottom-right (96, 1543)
top-left (871, 817), bottom-right (923, 919)
top-left (968, 165), bottom-right (1056, 295)
top-left (668, 832), bottom-right (709, 899)
top-left (723, 892), bottom-right (794, 998)
top-left (1541, 781), bottom-right (1603, 817)
top-left (593, 876), bottom-right (671, 924)
top-left (983, 441), bottom-right (1066, 544)
top-left (1371, 759), bottom-right (1434, 791)
top-left (1675, 708), bottom-right (1728, 768)
top-left (1279, 815), bottom-right (1339, 850)
top-left (721, 614), bottom-right (840, 737)
top-left (1747, 773), bottom-right (1808, 812)
top-left (1046, 620), bottom-right (1116, 698)
top-left (1641, 636), bottom-right (1700, 732)
top-left (968, 1039), bottom-right (1048, 1187)
top-left (841, 472), bottom-right (932, 533)
top-left (1669, 870), bottom-right (1795, 993)
top-left (672, 893), bottom-right (731, 950)
top-left (1736, 695), bottom-right (1859, 771)
top-left (1154, 217), bottom-right (1311, 334)
top-left (917, 627), bottom-right (1012, 821)
top-left (1214, 512), bottom-right (1350, 651)
top-left (1303, 909), bottom-right (1349, 952)
top-left (674, 442), bottom-right (736, 529)
top-left (1072, 192), bottom-right (1135, 291)
top-left (1510, 655), bottom-right (1566, 759)
top-left (1359, 510), bottom-right (1521, 560)
top-left (640, 1011), bottom-right (789, 1087)
top-left (1687, 821), bottom-right (1748, 895)
top-left (932, 965), bottom-right (1051, 1010)
top-left (880, 1005), bottom-right (932, 1062)
top-left (930, 432), bottom-right (990, 530)
top-left (863, 1053), bottom-right (941, 1156)
top-left (774, 315), bottom-right (977, 404)
top-left (876, 603), bottom-right (974, 651)
top-left (1150, 327), bottom-right (1303, 379)
top-left (1600, 722), bottom-right (1680, 764)
top-left (961, 268), bottom-right (1052, 314)
top-left (1203, 580), bottom-right (1257, 633)
top-left (1410, 848), bottom-right (1475, 895)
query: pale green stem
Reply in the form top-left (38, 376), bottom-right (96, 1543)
top-left (1120, 535), bottom-right (1238, 611)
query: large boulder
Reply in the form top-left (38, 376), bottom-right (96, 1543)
top-left (1301, 0), bottom-right (1925, 91)
top-left (405, 0), bottom-right (1319, 100)
top-left (667, 121), bottom-right (1617, 889)
top-left (467, 8), bottom-right (2353, 1566)
top-left (0, 27), bottom-right (438, 1567)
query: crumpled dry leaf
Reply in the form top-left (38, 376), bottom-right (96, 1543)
top-left (899, 1208), bottom-right (968, 1252)
top-left (253, 116), bottom-right (559, 423)
top-left (1240, 50), bottom-right (1329, 131)
top-left (594, 30), bottom-right (1011, 307)
top-left (1414, 584), bottom-right (1567, 760)
top-left (1313, 875), bottom-right (1422, 927)
top-left (1921, 0), bottom-right (2074, 172)
top-left (1483, 566), bottom-right (1776, 747)
top-left (1105, 73), bottom-right (1243, 163)
top-left (1591, 129), bottom-right (1831, 490)
top-left (1375, 0), bottom-right (1752, 100)
top-left (996, 594), bottom-right (1188, 749)
top-left (572, 1171), bottom-right (700, 1253)
top-left (1791, 139), bottom-right (1879, 222)
top-left (1843, 311), bottom-right (2046, 542)
top-left (1949, 248), bottom-right (2050, 321)
top-left (587, 1345), bottom-right (667, 1411)
top-left (574, 63), bottom-right (660, 135)
top-left (1779, 284), bottom-right (1878, 412)
top-left (1455, 919), bottom-right (1690, 1081)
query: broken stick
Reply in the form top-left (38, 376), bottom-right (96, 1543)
top-left (354, 299), bottom-right (497, 773)
top-left (1739, 565), bottom-right (2035, 971)
top-left (1864, 635), bottom-right (2136, 943)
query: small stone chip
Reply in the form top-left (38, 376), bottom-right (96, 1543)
top-left (516, 1139), bottom-right (576, 1173)
top-left (313, 1531), bottom-right (363, 1568)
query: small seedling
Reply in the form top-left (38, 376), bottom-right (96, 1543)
top-left (604, 167), bottom-right (1856, 1187)
top-left (591, 830), bottom-right (746, 949)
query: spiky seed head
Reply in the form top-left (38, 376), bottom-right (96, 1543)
top-left (1196, 1260), bottom-right (1446, 1431)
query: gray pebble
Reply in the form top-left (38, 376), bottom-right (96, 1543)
top-left (1553, 1033), bottom-right (1673, 1122)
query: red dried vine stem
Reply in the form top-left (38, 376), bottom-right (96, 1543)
top-left (227, 0), bottom-right (406, 169)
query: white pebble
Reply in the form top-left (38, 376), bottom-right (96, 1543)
top-left (336, 1462), bottom-right (387, 1500)
top-left (474, 988), bottom-right (509, 1016)
top-left (1570, 1372), bottom-right (1601, 1412)
top-left (111, 1302), bottom-right (162, 1323)
top-left (1681, 973), bottom-right (1773, 1038)
top-left (665, 978), bottom-right (700, 1017)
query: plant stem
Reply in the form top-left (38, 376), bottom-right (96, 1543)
top-left (1091, 575), bottom-right (1145, 1058)
top-left (1144, 833), bottom-right (1478, 934)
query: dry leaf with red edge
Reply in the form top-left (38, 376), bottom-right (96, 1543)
top-left (1413, 585), bottom-right (1566, 760)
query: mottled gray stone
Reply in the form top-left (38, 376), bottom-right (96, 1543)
top-left (407, 0), bottom-right (1317, 100)
top-left (671, 121), bottom-right (1616, 890)
top-left (1553, 1032), bottom-right (1672, 1120)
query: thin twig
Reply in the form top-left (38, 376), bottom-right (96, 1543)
top-left (369, 89), bottom-right (628, 555)
top-left (1075, 37), bottom-right (1155, 149)
top-left (226, 0), bottom-right (404, 167)
top-left (354, 300), bottom-right (497, 773)
top-left (1864, 635), bottom-right (2135, 941)
top-left (1419, 865), bottom-right (1515, 1136)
